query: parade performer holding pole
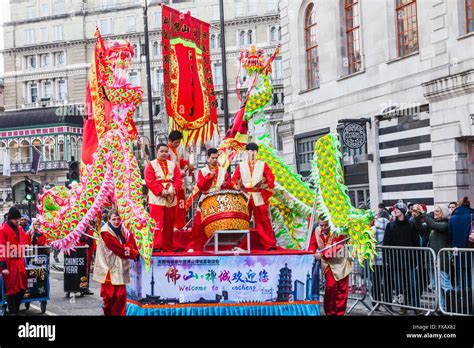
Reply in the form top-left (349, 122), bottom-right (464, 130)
top-left (314, 218), bottom-right (352, 316)
top-left (145, 143), bottom-right (183, 252)
top-left (187, 148), bottom-right (232, 252)
top-left (0, 207), bottom-right (28, 316)
top-left (167, 131), bottom-right (194, 229)
top-left (93, 210), bottom-right (139, 316)
top-left (232, 143), bottom-right (277, 251)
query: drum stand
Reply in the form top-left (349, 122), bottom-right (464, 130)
top-left (203, 230), bottom-right (251, 254)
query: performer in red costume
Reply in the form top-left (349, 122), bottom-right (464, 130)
top-left (167, 130), bottom-right (194, 230)
top-left (145, 143), bottom-right (183, 252)
top-left (314, 218), bottom-right (352, 316)
top-left (187, 148), bottom-right (231, 252)
top-left (92, 210), bottom-right (139, 316)
top-left (232, 143), bottom-right (277, 251)
top-left (0, 207), bottom-right (28, 316)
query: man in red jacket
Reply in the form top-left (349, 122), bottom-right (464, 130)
top-left (167, 130), bottom-right (194, 229)
top-left (0, 207), bottom-right (28, 316)
top-left (187, 148), bottom-right (232, 252)
top-left (232, 143), bottom-right (277, 251)
top-left (145, 143), bottom-right (183, 252)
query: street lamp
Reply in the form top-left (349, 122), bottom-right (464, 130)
top-left (143, 0), bottom-right (157, 160)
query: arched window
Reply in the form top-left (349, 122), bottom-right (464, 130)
top-left (9, 140), bottom-right (19, 163)
top-left (45, 138), bottom-right (55, 161)
top-left (270, 26), bottom-right (277, 42)
top-left (211, 34), bottom-right (216, 49)
top-left (153, 41), bottom-right (159, 57)
top-left (239, 30), bottom-right (246, 46)
top-left (70, 137), bottom-right (77, 161)
top-left (247, 29), bottom-right (254, 44)
top-left (58, 139), bottom-right (65, 160)
top-left (0, 141), bottom-right (6, 165)
top-left (304, 3), bottom-right (319, 89)
top-left (20, 140), bottom-right (31, 163)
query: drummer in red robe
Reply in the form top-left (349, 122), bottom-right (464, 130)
top-left (187, 148), bottom-right (232, 252)
top-left (167, 130), bottom-right (194, 230)
top-left (0, 207), bottom-right (28, 316)
top-left (232, 143), bottom-right (277, 251)
top-left (145, 143), bottom-right (183, 252)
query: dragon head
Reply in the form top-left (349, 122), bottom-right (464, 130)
top-left (102, 39), bottom-right (135, 87)
top-left (240, 45), bottom-right (265, 74)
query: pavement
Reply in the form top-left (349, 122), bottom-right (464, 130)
top-left (17, 252), bottom-right (103, 316)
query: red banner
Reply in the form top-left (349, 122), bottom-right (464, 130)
top-left (162, 5), bottom-right (218, 146)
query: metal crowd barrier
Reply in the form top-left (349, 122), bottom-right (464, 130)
top-left (437, 248), bottom-right (474, 316)
top-left (368, 245), bottom-right (438, 316)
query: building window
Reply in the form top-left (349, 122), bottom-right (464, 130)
top-left (270, 26), bottom-right (279, 42)
top-left (26, 29), bottom-right (35, 45)
top-left (55, 52), bottom-right (65, 66)
top-left (211, 34), bottom-right (221, 49)
top-left (126, 15), bottom-right (136, 32)
top-left (20, 140), bottom-right (31, 163)
top-left (239, 30), bottom-right (246, 46)
top-left (58, 139), bottom-right (65, 160)
top-left (153, 11), bottom-right (161, 29)
top-left (396, 0), bottom-right (418, 57)
top-left (296, 136), bottom-right (317, 177)
top-left (344, 0), bottom-right (362, 75)
top-left (272, 56), bottom-right (283, 81)
top-left (467, 0), bottom-right (474, 33)
top-left (58, 79), bottom-right (66, 100)
top-left (41, 3), bottom-right (49, 17)
top-left (235, 0), bottom-right (246, 17)
top-left (247, 29), bottom-right (254, 44)
top-left (98, 18), bottom-right (113, 35)
top-left (213, 63), bottom-right (223, 87)
top-left (211, 4), bottom-right (220, 21)
top-left (53, 25), bottom-right (64, 41)
top-left (304, 3), bottom-right (319, 89)
top-left (155, 69), bottom-right (163, 91)
top-left (40, 27), bottom-right (48, 42)
top-left (30, 83), bottom-right (38, 103)
top-left (266, 0), bottom-right (278, 13)
top-left (152, 41), bottom-right (161, 57)
top-left (27, 6), bottom-right (36, 19)
top-left (45, 138), bottom-right (55, 161)
top-left (102, 0), bottom-right (117, 8)
top-left (247, 0), bottom-right (257, 15)
top-left (26, 55), bottom-right (37, 69)
top-left (129, 71), bottom-right (139, 86)
top-left (53, 0), bottom-right (65, 15)
top-left (43, 81), bottom-right (52, 100)
top-left (70, 138), bottom-right (77, 160)
top-left (41, 54), bottom-right (51, 68)
top-left (9, 141), bottom-right (19, 163)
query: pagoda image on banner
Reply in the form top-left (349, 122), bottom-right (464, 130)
top-left (276, 263), bottom-right (293, 302)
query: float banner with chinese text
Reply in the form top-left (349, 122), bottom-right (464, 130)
top-left (127, 253), bottom-right (316, 304)
top-left (161, 5), bottom-right (218, 146)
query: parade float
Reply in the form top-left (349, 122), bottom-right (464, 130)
top-left (36, 5), bottom-right (376, 316)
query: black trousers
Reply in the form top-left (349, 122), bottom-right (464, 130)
top-left (6, 289), bottom-right (26, 315)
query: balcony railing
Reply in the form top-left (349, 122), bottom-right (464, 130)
top-left (0, 160), bottom-right (69, 174)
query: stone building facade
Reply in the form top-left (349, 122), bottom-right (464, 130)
top-left (279, 0), bottom-right (474, 208)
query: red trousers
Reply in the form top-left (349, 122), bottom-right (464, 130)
top-left (187, 211), bottom-right (208, 251)
top-left (100, 282), bottom-right (127, 316)
top-left (150, 204), bottom-right (176, 251)
top-left (175, 189), bottom-right (186, 229)
top-left (323, 268), bottom-right (349, 316)
top-left (249, 198), bottom-right (277, 250)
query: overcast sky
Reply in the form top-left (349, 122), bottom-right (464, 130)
top-left (0, 1), bottom-right (11, 76)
